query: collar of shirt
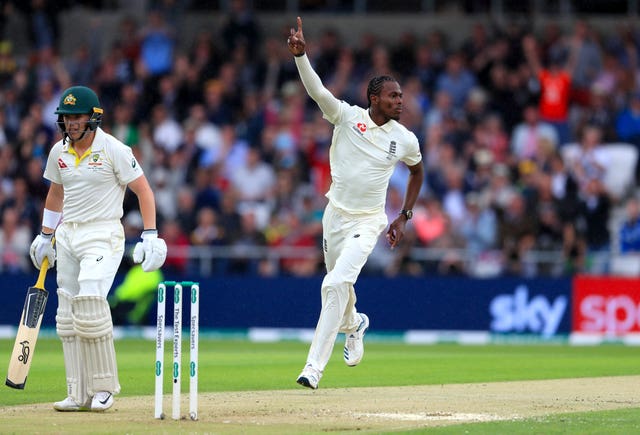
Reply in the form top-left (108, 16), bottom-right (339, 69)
top-left (61, 127), bottom-right (105, 166)
top-left (365, 108), bottom-right (394, 133)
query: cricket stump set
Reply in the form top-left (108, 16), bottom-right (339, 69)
top-left (154, 281), bottom-right (199, 420)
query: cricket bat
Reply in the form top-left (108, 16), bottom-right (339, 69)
top-left (6, 257), bottom-right (49, 389)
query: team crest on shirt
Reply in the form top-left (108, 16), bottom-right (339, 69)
top-left (57, 158), bottom-right (68, 169)
top-left (88, 153), bottom-right (103, 168)
top-left (386, 141), bottom-right (397, 160)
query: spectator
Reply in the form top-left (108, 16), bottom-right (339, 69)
top-left (435, 51), bottom-right (476, 110)
top-left (522, 34), bottom-right (576, 145)
top-left (615, 92), bottom-right (640, 181)
top-left (497, 190), bottom-right (538, 276)
top-left (139, 9), bottom-right (175, 77)
top-left (0, 206), bottom-right (31, 273)
top-left (222, 0), bottom-right (261, 58)
top-left (577, 178), bottom-right (612, 274)
top-left (230, 146), bottom-right (276, 229)
top-left (511, 102), bottom-right (559, 163)
top-left (151, 103), bottom-right (183, 153)
top-left (459, 191), bottom-right (497, 260)
top-left (160, 218), bottom-right (191, 274)
top-left (619, 196), bottom-right (640, 253)
top-left (568, 124), bottom-right (609, 194)
top-left (228, 210), bottom-right (269, 275)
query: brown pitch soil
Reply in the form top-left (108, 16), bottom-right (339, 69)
top-left (2, 375), bottom-right (639, 434)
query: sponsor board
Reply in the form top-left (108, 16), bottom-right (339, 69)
top-left (573, 276), bottom-right (640, 336)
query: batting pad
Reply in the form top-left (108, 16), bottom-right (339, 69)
top-left (56, 289), bottom-right (88, 405)
top-left (73, 296), bottom-right (121, 395)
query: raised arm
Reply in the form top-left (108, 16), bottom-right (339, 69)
top-left (287, 16), bottom-right (340, 117)
top-left (522, 34), bottom-right (542, 76)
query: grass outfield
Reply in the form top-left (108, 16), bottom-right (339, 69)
top-left (1, 338), bottom-right (639, 433)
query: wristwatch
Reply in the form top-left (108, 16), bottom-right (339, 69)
top-left (400, 209), bottom-right (413, 220)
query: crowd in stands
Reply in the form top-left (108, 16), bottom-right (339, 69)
top-left (2, 1), bottom-right (640, 278)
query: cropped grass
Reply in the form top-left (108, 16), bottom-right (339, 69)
top-left (411, 407), bottom-right (640, 434)
top-left (1, 338), bottom-right (640, 433)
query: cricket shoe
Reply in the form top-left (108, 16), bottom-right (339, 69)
top-left (296, 363), bottom-right (321, 389)
top-left (343, 313), bottom-right (369, 366)
top-left (53, 396), bottom-right (90, 412)
top-left (90, 391), bottom-right (114, 411)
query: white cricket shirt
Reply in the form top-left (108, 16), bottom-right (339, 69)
top-left (294, 54), bottom-right (422, 214)
top-left (44, 128), bottom-right (144, 223)
top-left (325, 103), bottom-right (422, 214)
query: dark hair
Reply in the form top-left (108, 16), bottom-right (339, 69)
top-left (366, 75), bottom-right (396, 107)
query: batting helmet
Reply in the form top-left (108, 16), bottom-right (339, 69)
top-left (55, 86), bottom-right (103, 132)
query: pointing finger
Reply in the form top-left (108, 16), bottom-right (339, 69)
top-left (297, 16), bottom-right (302, 32)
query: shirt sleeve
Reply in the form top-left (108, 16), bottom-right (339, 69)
top-left (402, 132), bottom-right (423, 167)
top-left (294, 54), bottom-right (341, 123)
top-left (43, 143), bottom-right (62, 184)
top-left (111, 140), bottom-right (144, 185)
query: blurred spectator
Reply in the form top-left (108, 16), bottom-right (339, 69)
top-left (0, 206), bottom-right (31, 273)
top-left (231, 146), bottom-right (276, 229)
top-left (619, 196), bottom-right (640, 253)
top-left (151, 103), bottom-right (183, 153)
top-left (510, 102), bottom-right (559, 163)
top-left (111, 102), bottom-right (139, 148)
top-left (534, 172), bottom-right (565, 275)
top-left (139, 9), bottom-right (175, 77)
top-left (222, 0), bottom-right (261, 58)
top-left (271, 210), bottom-right (320, 277)
top-left (577, 178), bottom-right (612, 274)
top-left (175, 185), bottom-right (198, 234)
top-left (574, 83), bottom-right (616, 141)
top-left (459, 191), bottom-right (497, 260)
top-left (435, 51), bottom-right (476, 110)
top-left (522, 34), bottom-right (576, 145)
top-left (474, 113), bottom-right (509, 164)
top-left (440, 164), bottom-right (467, 227)
top-left (17, 0), bottom-right (60, 51)
top-left (2, 176), bottom-right (40, 233)
top-left (567, 20), bottom-right (603, 107)
top-left (191, 206), bottom-right (226, 273)
top-left (615, 93), bottom-right (640, 182)
top-left (497, 190), bottom-right (538, 276)
top-left (616, 92), bottom-right (640, 147)
top-left (228, 210), bottom-right (269, 276)
top-left (160, 218), bottom-right (190, 274)
top-left (567, 124), bottom-right (609, 194)
top-left (413, 195), bottom-right (448, 247)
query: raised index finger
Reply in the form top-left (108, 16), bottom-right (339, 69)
top-left (297, 16), bottom-right (303, 33)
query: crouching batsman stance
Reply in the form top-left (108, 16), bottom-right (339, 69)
top-left (287, 17), bottom-right (424, 389)
top-left (29, 86), bottom-right (167, 411)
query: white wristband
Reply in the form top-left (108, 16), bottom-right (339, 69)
top-left (42, 208), bottom-right (62, 229)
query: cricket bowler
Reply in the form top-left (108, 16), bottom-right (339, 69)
top-left (287, 17), bottom-right (424, 389)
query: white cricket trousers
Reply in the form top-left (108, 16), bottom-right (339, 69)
top-left (306, 202), bottom-right (387, 373)
top-left (54, 220), bottom-right (125, 402)
top-left (55, 220), bottom-right (125, 298)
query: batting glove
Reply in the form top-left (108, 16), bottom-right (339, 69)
top-left (29, 232), bottom-right (56, 270)
top-left (133, 229), bottom-right (167, 272)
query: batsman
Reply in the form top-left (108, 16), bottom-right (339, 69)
top-left (29, 86), bottom-right (167, 411)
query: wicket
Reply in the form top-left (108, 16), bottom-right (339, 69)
top-left (154, 281), bottom-right (199, 420)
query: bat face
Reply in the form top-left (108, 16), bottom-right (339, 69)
top-left (6, 260), bottom-right (49, 390)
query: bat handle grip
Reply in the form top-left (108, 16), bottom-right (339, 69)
top-left (36, 258), bottom-right (49, 289)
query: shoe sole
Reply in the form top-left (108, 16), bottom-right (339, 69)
top-left (296, 376), bottom-right (317, 389)
top-left (54, 406), bottom-right (90, 412)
